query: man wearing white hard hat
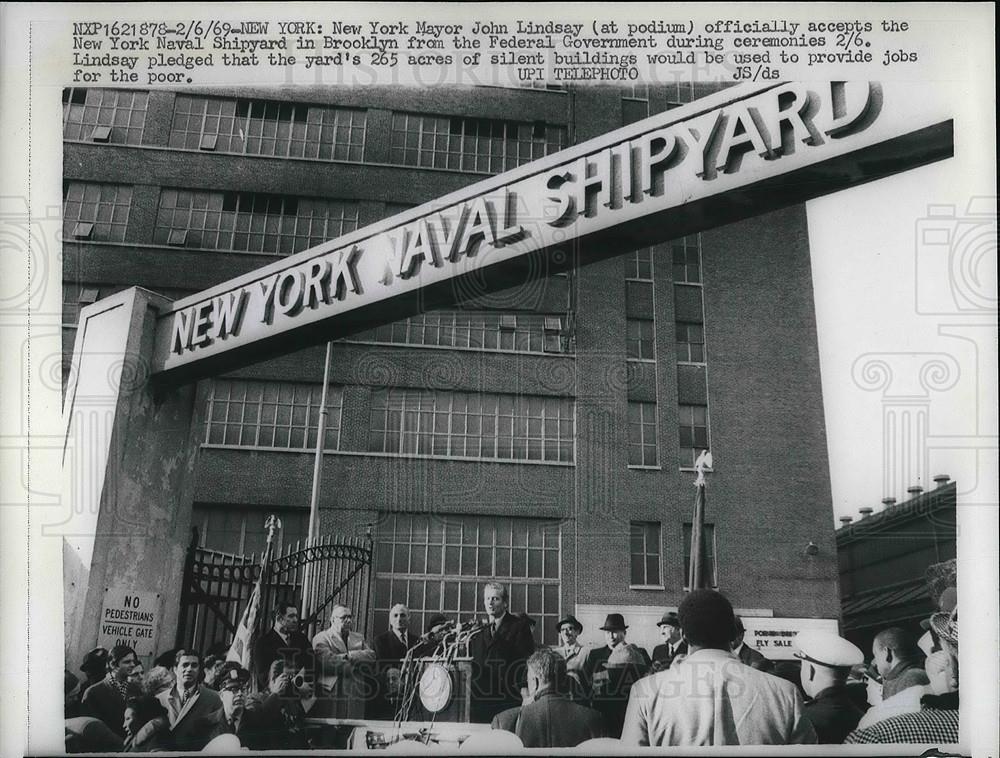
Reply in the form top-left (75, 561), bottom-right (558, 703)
top-left (794, 631), bottom-right (866, 743)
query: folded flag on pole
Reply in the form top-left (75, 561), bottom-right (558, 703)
top-left (687, 450), bottom-right (713, 592)
top-left (226, 514), bottom-right (281, 686)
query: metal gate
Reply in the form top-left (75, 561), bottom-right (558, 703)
top-left (175, 525), bottom-right (373, 653)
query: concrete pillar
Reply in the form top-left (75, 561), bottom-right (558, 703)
top-left (61, 287), bottom-right (204, 670)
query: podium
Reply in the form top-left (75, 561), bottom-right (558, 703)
top-left (400, 656), bottom-right (474, 723)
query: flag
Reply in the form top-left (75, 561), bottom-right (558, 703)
top-left (687, 451), bottom-right (712, 591)
top-left (227, 515), bottom-right (280, 685)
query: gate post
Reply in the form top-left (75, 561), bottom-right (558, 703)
top-left (61, 287), bottom-right (204, 671)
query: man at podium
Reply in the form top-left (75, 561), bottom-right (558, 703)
top-left (467, 582), bottom-right (535, 723)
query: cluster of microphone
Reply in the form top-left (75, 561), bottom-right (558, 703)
top-left (414, 618), bottom-right (488, 645)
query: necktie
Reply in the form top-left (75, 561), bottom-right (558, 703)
top-left (341, 629), bottom-right (350, 648)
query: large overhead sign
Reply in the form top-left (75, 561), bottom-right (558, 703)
top-left (151, 81), bottom-right (952, 381)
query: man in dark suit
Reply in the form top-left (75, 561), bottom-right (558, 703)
top-left (492, 649), bottom-right (607, 747)
top-left (253, 602), bottom-right (313, 691)
top-left (651, 611), bottom-right (688, 672)
top-left (80, 644), bottom-right (138, 737)
top-left (468, 581), bottom-right (535, 723)
top-left (732, 617), bottom-right (775, 672)
top-left (580, 613), bottom-right (651, 697)
top-left (155, 649), bottom-right (224, 751)
top-left (372, 603), bottom-right (416, 718)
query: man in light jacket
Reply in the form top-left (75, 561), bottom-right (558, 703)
top-left (622, 590), bottom-right (817, 746)
top-left (311, 604), bottom-right (376, 719)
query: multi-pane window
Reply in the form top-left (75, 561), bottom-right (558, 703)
top-left (390, 113), bottom-right (567, 173)
top-left (624, 247), bottom-right (653, 280)
top-left (672, 235), bottom-right (702, 284)
top-left (62, 182), bottom-right (132, 242)
top-left (193, 505), bottom-right (309, 556)
top-left (678, 404), bottom-right (709, 467)
top-left (62, 284), bottom-right (101, 328)
top-left (203, 379), bottom-right (343, 451)
top-left (62, 88), bottom-right (148, 145)
top-left (630, 521), bottom-right (661, 586)
top-left (675, 322), bottom-right (705, 363)
top-left (374, 514), bottom-right (561, 645)
top-left (154, 189), bottom-right (359, 254)
top-left (665, 81), bottom-right (697, 108)
top-left (347, 311), bottom-right (569, 354)
top-left (627, 318), bottom-right (655, 361)
top-left (628, 401), bottom-right (658, 467)
top-left (682, 522), bottom-right (718, 588)
top-left (368, 389), bottom-right (575, 463)
top-left (626, 280), bottom-right (654, 314)
top-left (169, 95), bottom-right (366, 161)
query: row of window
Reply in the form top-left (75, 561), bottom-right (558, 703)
top-left (630, 520), bottom-right (718, 587)
top-left (624, 239), bottom-right (702, 286)
top-left (62, 181), bottom-right (360, 253)
top-left (368, 389), bottom-right (576, 464)
top-left (345, 311), bottom-right (569, 355)
top-left (201, 379), bottom-right (708, 469)
top-left (373, 514), bottom-right (563, 645)
top-left (63, 88), bottom-right (567, 174)
top-left (623, 238), bottom-right (710, 469)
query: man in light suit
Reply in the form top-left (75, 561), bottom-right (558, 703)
top-left (621, 591), bottom-right (816, 746)
top-left (554, 615), bottom-right (588, 698)
top-left (312, 604), bottom-right (376, 719)
top-left (155, 649), bottom-right (224, 751)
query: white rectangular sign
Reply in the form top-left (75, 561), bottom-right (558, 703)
top-left (96, 588), bottom-right (161, 658)
top-left (743, 616), bottom-right (840, 660)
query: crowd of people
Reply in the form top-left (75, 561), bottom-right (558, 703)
top-left (64, 581), bottom-right (959, 751)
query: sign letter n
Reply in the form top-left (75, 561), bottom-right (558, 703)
top-left (171, 308), bottom-right (195, 355)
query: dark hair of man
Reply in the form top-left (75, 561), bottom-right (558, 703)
top-left (203, 654), bottom-right (224, 670)
top-left (678, 589), bottom-right (737, 650)
top-left (873, 627), bottom-right (919, 658)
top-left (527, 649), bottom-right (566, 692)
top-left (274, 602), bottom-right (298, 620)
top-left (109, 644), bottom-right (137, 666)
top-left (125, 694), bottom-right (168, 730)
top-left (172, 648), bottom-right (202, 667)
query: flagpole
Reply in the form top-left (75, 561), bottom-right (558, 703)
top-left (302, 340), bottom-right (333, 623)
top-left (687, 450), bottom-right (713, 592)
top-left (227, 513), bottom-right (279, 692)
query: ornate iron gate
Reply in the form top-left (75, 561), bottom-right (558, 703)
top-left (176, 526), bottom-right (373, 653)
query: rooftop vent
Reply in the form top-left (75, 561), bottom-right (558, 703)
top-left (858, 507), bottom-right (874, 518)
top-left (933, 474), bottom-right (951, 488)
top-left (839, 516), bottom-right (853, 526)
top-left (907, 486), bottom-right (924, 497)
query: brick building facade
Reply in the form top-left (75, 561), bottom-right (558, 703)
top-left (62, 83), bottom-right (840, 652)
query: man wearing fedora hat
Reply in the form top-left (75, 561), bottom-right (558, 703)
top-left (651, 611), bottom-right (688, 672)
top-left (581, 614), bottom-right (635, 693)
top-left (555, 615), bottom-right (589, 696)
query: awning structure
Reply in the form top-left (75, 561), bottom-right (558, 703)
top-left (841, 579), bottom-right (933, 632)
